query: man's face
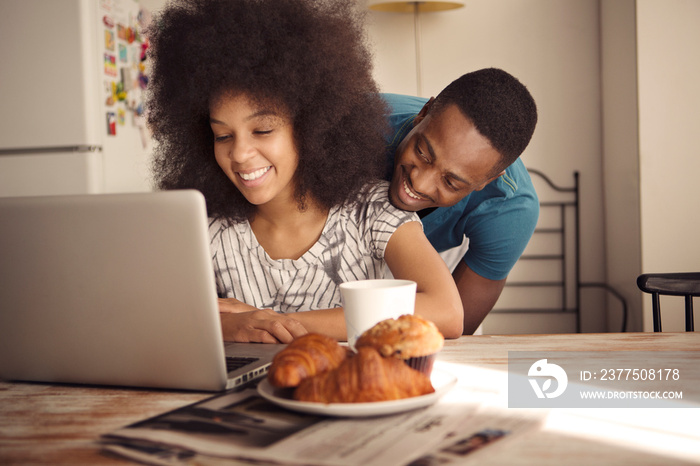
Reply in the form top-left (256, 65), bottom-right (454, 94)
top-left (389, 100), bottom-right (504, 212)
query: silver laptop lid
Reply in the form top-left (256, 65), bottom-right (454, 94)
top-left (0, 190), bottom-right (232, 391)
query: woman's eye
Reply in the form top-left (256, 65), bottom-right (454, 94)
top-left (254, 129), bottom-right (273, 135)
top-left (214, 135), bottom-right (230, 142)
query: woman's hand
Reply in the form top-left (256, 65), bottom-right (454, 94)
top-left (218, 298), bottom-right (260, 314)
top-left (218, 299), bottom-right (308, 343)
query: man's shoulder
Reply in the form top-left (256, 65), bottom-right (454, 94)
top-left (501, 159), bottom-right (536, 195)
top-left (478, 159), bottom-right (537, 202)
top-left (381, 94), bottom-right (427, 157)
top-left (381, 93), bottom-right (429, 115)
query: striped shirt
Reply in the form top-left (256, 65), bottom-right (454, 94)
top-left (209, 181), bottom-right (419, 313)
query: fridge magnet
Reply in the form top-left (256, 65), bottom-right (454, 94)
top-left (104, 29), bottom-right (115, 52)
top-left (115, 81), bottom-right (127, 102)
top-left (117, 24), bottom-right (127, 41)
top-left (104, 53), bottom-right (117, 77)
top-left (104, 80), bottom-right (114, 106)
top-left (121, 68), bottom-right (133, 91)
top-left (139, 41), bottom-right (148, 62)
top-left (119, 43), bottom-right (128, 63)
top-left (126, 26), bottom-right (136, 44)
top-left (118, 108), bottom-right (126, 126)
top-left (135, 113), bottom-right (150, 149)
top-left (137, 8), bottom-right (152, 32)
top-left (103, 15), bottom-right (115, 28)
top-left (106, 112), bottom-right (117, 136)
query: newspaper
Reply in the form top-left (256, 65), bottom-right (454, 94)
top-left (102, 366), bottom-right (544, 465)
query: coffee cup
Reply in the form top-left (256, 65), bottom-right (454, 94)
top-left (340, 279), bottom-right (416, 349)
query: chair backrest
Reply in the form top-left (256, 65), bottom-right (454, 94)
top-left (636, 273), bottom-right (700, 332)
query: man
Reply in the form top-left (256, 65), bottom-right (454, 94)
top-left (382, 68), bottom-right (539, 334)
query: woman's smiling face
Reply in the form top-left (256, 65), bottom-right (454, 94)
top-left (209, 92), bottom-right (299, 208)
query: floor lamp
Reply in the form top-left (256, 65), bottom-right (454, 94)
top-left (367, 0), bottom-right (465, 96)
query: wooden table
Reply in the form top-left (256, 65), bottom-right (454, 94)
top-left (1, 332), bottom-right (699, 465)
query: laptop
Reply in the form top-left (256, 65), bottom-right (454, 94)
top-left (0, 190), bottom-right (283, 391)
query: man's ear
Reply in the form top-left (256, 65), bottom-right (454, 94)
top-left (476, 170), bottom-right (506, 191)
top-left (413, 97), bottom-right (435, 127)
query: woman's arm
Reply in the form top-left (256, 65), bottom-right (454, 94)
top-left (383, 221), bottom-right (464, 338)
top-left (291, 220), bottom-right (466, 340)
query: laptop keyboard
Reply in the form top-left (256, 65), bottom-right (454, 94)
top-left (225, 356), bottom-right (259, 373)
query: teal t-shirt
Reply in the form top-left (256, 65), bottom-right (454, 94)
top-left (381, 93), bottom-right (539, 281)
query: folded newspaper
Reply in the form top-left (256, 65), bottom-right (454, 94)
top-left (101, 365), bottom-right (543, 465)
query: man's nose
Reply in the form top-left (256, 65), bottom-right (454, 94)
top-left (411, 167), bottom-right (438, 197)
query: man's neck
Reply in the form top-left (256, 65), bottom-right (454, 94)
top-left (418, 207), bottom-right (438, 219)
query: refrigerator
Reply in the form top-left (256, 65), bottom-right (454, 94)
top-left (0, 0), bottom-right (154, 197)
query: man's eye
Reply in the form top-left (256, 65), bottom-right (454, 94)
top-left (444, 178), bottom-right (458, 191)
top-left (415, 145), bottom-right (429, 162)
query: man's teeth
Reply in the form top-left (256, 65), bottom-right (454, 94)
top-left (403, 179), bottom-right (422, 200)
top-left (239, 166), bottom-right (271, 181)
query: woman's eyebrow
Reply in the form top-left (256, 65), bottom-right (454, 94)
top-left (209, 109), bottom-right (280, 125)
top-left (245, 109), bottom-right (279, 122)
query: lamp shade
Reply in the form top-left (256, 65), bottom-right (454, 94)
top-left (367, 0), bottom-right (465, 13)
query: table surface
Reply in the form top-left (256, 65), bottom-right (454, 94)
top-left (2, 332), bottom-right (699, 465)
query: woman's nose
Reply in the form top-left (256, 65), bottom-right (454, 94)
top-left (229, 137), bottom-right (254, 163)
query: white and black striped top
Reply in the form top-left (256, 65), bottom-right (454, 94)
top-left (209, 181), bottom-right (419, 313)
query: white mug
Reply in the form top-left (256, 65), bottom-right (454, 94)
top-left (340, 279), bottom-right (416, 349)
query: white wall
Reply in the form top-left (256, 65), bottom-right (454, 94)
top-left (636, 0), bottom-right (700, 331)
top-left (600, 0), bottom-right (642, 332)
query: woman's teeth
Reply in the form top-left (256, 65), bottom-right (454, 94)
top-left (239, 166), bottom-right (271, 181)
top-left (403, 179), bottom-right (422, 200)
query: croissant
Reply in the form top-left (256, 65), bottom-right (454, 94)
top-left (294, 346), bottom-right (434, 403)
top-left (267, 333), bottom-right (349, 388)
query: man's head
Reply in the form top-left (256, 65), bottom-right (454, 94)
top-left (389, 68), bottom-right (537, 212)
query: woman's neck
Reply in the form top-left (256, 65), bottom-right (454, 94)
top-left (249, 197), bottom-right (329, 261)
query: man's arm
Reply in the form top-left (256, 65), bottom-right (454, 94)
top-left (452, 261), bottom-right (506, 334)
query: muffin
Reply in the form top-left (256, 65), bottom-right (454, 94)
top-left (354, 314), bottom-right (444, 376)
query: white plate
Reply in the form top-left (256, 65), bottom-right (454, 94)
top-left (257, 369), bottom-right (457, 417)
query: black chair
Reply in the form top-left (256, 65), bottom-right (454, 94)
top-left (637, 273), bottom-right (700, 332)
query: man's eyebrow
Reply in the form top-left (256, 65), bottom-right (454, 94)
top-left (448, 172), bottom-right (472, 187)
top-left (418, 133), bottom-right (436, 162)
top-left (419, 134), bottom-right (472, 187)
